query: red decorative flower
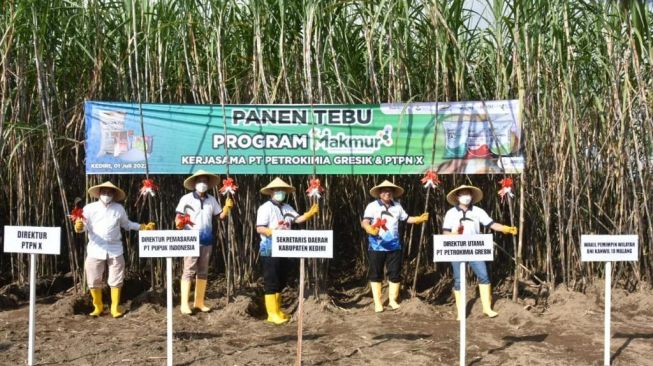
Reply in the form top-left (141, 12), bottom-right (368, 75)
top-left (498, 177), bottom-right (514, 203)
top-left (68, 207), bottom-right (85, 222)
top-left (306, 178), bottom-right (325, 199)
top-left (219, 177), bottom-right (238, 196)
top-left (420, 170), bottom-right (441, 189)
top-left (372, 218), bottom-right (388, 231)
top-left (176, 213), bottom-right (194, 227)
top-left (140, 179), bottom-right (159, 197)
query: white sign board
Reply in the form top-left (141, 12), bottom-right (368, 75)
top-left (433, 234), bottom-right (493, 262)
top-left (272, 230), bottom-right (333, 258)
top-left (581, 235), bottom-right (638, 262)
top-left (139, 230), bottom-right (200, 258)
top-left (3, 226), bottom-right (61, 255)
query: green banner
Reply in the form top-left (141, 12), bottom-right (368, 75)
top-left (85, 100), bottom-right (523, 175)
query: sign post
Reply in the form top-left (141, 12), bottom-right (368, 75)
top-left (3, 226), bottom-right (61, 366)
top-left (271, 230), bottom-right (333, 366)
top-left (580, 234), bottom-right (638, 366)
top-left (139, 230), bottom-right (199, 366)
top-left (433, 234), bottom-right (494, 366)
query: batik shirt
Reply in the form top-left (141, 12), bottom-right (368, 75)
top-left (363, 199), bottom-right (409, 251)
top-left (256, 200), bottom-right (300, 257)
top-left (175, 192), bottom-right (222, 246)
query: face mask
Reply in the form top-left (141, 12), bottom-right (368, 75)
top-left (195, 182), bottom-right (208, 193)
top-left (458, 195), bottom-right (472, 205)
top-left (100, 194), bottom-right (113, 204)
top-left (273, 191), bottom-right (286, 202)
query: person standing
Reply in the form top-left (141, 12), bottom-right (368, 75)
top-left (256, 177), bottom-right (319, 325)
top-left (360, 180), bottom-right (429, 313)
top-left (175, 170), bottom-right (233, 315)
top-left (442, 184), bottom-right (518, 320)
top-left (74, 181), bottom-right (155, 318)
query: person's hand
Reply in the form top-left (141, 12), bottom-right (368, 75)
top-left (222, 198), bottom-right (234, 216)
top-left (140, 222), bottom-right (156, 231)
top-left (303, 203), bottom-right (319, 220)
top-left (412, 212), bottom-right (429, 224)
top-left (262, 227), bottom-right (273, 237)
top-left (364, 225), bottom-right (380, 236)
top-left (175, 214), bottom-right (188, 230)
top-left (502, 226), bottom-right (518, 235)
top-left (74, 219), bottom-right (85, 233)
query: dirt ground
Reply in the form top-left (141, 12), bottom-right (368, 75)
top-left (1, 280), bottom-right (653, 366)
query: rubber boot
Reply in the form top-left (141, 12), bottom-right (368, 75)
top-left (479, 284), bottom-right (498, 318)
top-left (180, 279), bottom-right (192, 315)
top-left (193, 279), bottom-right (211, 312)
top-left (370, 281), bottom-right (384, 313)
top-left (89, 288), bottom-right (103, 317)
top-left (276, 293), bottom-right (288, 320)
top-left (265, 294), bottom-right (288, 325)
top-left (110, 287), bottom-right (124, 318)
top-left (453, 290), bottom-right (463, 321)
top-left (388, 281), bottom-right (401, 310)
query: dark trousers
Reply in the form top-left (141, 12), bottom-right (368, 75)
top-left (368, 250), bottom-right (402, 283)
top-left (262, 256), bottom-right (290, 294)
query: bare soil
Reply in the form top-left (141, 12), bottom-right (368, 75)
top-left (1, 280), bottom-right (653, 366)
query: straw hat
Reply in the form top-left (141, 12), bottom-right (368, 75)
top-left (183, 170), bottom-right (220, 190)
top-left (88, 181), bottom-right (126, 202)
top-left (446, 185), bottom-right (483, 206)
top-left (369, 180), bottom-right (404, 198)
top-left (260, 177), bottom-right (296, 195)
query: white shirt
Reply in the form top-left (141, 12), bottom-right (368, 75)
top-left (363, 199), bottom-right (408, 251)
top-left (83, 201), bottom-right (140, 259)
top-left (256, 200), bottom-right (299, 256)
top-left (442, 205), bottom-right (494, 234)
top-left (175, 192), bottom-right (222, 245)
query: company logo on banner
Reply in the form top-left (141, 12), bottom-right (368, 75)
top-left (84, 101), bottom-right (523, 175)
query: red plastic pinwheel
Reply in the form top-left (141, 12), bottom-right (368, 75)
top-left (139, 178), bottom-right (159, 198)
top-left (68, 207), bottom-right (85, 222)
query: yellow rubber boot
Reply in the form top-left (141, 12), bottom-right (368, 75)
top-left (110, 287), bottom-right (124, 318)
top-left (89, 288), bottom-right (103, 317)
top-left (370, 282), bottom-right (384, 313)
top-left (180, 279), bottom-right (192, 315)
top-left (265, 294), bottom-right (288, 325)
top-left (479, 284), bottom-right (498, 318)
top-left (275, 293), bottom-right (288, 320)
top-left (453, 290), bottom-right (463, 321)
top-left (193, 279), bottom-right (211, 312)
top-left (388, 281), bottom-right (401, 310)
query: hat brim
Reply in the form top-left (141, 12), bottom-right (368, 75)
top-left (446, 185), bottom-right (483, 205)
top-left (369, 181), bottom-right (404, 198)
top-left (260, 177), bottom-right (296, 195)
top-left (183, 173), bottom-right (220, 191)
top-left (88, 183), bottom-right (126, 202)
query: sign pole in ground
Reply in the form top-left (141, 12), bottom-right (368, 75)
top-left (28, 253), bottom-right (36, 366)
top-left (3, 226), bottom-right (61, 366)
top-left (139, 230), bottom-right (200, 366)
top-left (459, 261), bottom-right (466, 366)
top-left (271, 230), bottom-right (333, 366)
top-left (604, 261), bottom-right (611, 366)
top-left (297, 258), bottom-right (305, 366)
top-left (433, 234), bottom-right (494, 366)
top-left (580, 234), bottom-right (638, 366)
top-left (166, 257), bottom-right (173, 366)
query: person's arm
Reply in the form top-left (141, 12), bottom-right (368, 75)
top-left (295, 203), bottom-right (318, 224)
top-left (361, 218), bottom-right (379, 236)
top-left (490, 222), bottom-right (518, 235)
top-left (218, 197), bottom-right (233, 220)
top-left (257, 226), bottom-right (272, 237)
top-left (407, 213), bottom-right (428, 224)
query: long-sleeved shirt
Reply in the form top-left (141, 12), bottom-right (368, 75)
top-left (82, 201), bottom-right (140, 259)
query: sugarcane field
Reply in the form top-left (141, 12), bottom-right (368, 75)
top-left (2, 1), bottom-right (653, 365)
